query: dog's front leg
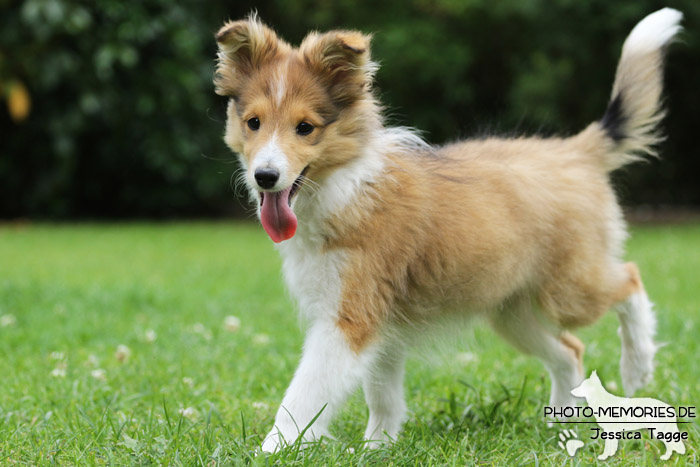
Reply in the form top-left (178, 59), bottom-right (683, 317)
top-left (261, 318), bottom-right (373, 452)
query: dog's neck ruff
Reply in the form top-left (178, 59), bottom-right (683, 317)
top-left (280, 126), bottom-right (428, 251)
top-left (276, 126), bottom-right (428, 323)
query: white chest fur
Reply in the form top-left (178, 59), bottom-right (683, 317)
top-left (277, 238), bottom-right (346, 322)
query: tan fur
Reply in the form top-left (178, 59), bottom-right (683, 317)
top-left (216, 18), bottom-right (380, 191)
top-left (611, 262), bottom-right (646, 303)
top-left (215, 15), bottom-right (675, 354)
top-left (560, 331), bottom-right (585, 376)
top-left (323, 131), bottom-right (631, 350)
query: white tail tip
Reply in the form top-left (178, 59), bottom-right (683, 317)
top-left (623, 8), bottom-right (683, 54)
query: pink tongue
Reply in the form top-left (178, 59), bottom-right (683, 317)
top-left (260, 187), bottom-right (297, 243)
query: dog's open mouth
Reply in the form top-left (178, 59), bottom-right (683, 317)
top-left (259, 165), bottom-right (308, 208)
top-left (259, 166), bottom-right (309, 243)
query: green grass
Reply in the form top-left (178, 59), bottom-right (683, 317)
top-left (0, 222), bottom-right (698, 465)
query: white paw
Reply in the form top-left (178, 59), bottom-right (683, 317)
top-left (261, 430), bottom-right (284, 453)
top-left (621, 353), bottom-right (654, 396)
top-left (364, 439), bottom-right (386, 450)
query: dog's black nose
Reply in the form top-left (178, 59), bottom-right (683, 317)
top-left (254, 168), bottom-right (280, 189)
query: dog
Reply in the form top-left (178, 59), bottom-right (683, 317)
top-left (213, 8), bottom-right (683, 452)
top-left (571, 371), bottom-right (686, 460)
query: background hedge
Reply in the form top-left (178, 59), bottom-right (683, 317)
top-left (1, 0), bottom-right (698, 219)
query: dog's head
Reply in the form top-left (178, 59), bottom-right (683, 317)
top-left (214, 15), bottom-right (377, 242)
top-left (570, 370), bottom-right (604, 398)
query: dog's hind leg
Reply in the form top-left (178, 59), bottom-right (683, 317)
top-left (362, 341), bottom-right (407, 447)
top-left (489, 299), bottom-right (584, 411)
top-left (612, 262), bottom-right (656, 396)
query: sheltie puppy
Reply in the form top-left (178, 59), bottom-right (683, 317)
top-left (213, 8), bottom-right (683, 452)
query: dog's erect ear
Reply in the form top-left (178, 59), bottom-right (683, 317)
top-left (214, 16), bottom-right (286, 96)
top-left (300, 30), bottom-right (376, 106)
top-left (591, 370), bottom-right (599, 381)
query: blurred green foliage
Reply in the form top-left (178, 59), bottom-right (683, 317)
top-left (1, 0), bottom-right (698, 218)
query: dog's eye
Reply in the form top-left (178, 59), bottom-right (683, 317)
top-left (296, 122), bottom-right (314, 136)
top-left (247, 117), bottom-right (260, 131)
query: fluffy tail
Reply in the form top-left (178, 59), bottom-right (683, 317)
top-left (599, 8), bottom-right (683, 171)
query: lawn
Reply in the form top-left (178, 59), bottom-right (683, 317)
top-left (0, 222), bottom-right (698, 465)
